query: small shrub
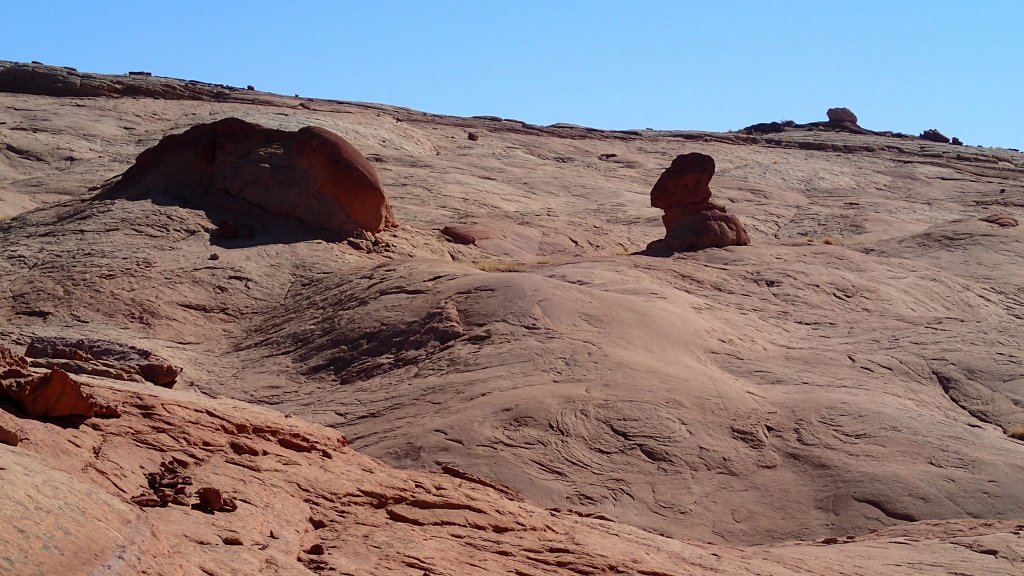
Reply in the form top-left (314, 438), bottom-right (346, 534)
top-left (468, 260), bottom-right (526, 273)
top-left (803, 236), bottom-right (842, 245)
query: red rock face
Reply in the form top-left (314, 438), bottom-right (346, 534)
top-left (647, 153), bottom-right (749, 252)
top-left (0, 345), bottom-right (120, 419)
top-left (103, 117), bottom-right (395, 236)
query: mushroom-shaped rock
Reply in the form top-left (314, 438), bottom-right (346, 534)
top-left (646, 153), bottom-right (749, 253)
top-left (101, 117), bottom-right (395, 236)
top-left (827, 107), bottom-right (858, 124)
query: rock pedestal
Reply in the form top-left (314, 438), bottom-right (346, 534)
top-left (646, 153), bottom-right (749, 253)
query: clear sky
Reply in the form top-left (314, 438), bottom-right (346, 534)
top-left (4, 1), bottom-right (1022, 149)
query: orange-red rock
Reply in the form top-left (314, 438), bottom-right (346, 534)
top-left (647, 153), bottom-right (749, 252)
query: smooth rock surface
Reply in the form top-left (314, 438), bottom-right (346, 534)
top-left (2, 61), bottom-right (1023, 575)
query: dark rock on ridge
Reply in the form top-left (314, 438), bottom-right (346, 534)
top-left (920, 129), bottom-right (951, 144)
top-left (827, 107), bottom-right (858, 124)
top-left (743, 122), bottom-right (787, 134)
top-left (0, 60), bottom-right (240, 100)
top-left (646, 153), bottom-right (749, 252)
top-left (99, 117), bottom-right (396, 236)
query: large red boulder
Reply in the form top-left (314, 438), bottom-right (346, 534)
top-left (646, 153), bottom-right (749, 253)
top-left (101, 118), bottom-right (395, 236)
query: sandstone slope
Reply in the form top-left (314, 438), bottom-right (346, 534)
top-left (2, 62), bottom-right (1023, 574)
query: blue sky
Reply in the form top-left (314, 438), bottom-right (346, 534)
top-left (4, 1), bottom-right (1022, 148)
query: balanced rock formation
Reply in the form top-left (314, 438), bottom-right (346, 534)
top-left (826, 107), bottom-right (858, 124)
top-left (646, 153), bottom-right (749, 252)
top-left (101, 117), bottom-right (395, 236)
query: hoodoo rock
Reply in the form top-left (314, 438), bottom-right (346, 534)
top-left (826, 107), bottom-right (858, 124)
top-left (646, 153), bottom-right (749, 252)
top-left (100, 117), bottom-right (395, 235)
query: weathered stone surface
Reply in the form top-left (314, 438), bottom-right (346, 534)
top-left (100, 117), bottom-right (396, 236)
top-left (3, 60), bottom-right (1024, 576)
top-left (827, 107), bottom-right (858, 124)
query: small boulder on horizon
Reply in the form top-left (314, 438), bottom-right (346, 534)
top-left (827, 107), bottom-right (858, 124)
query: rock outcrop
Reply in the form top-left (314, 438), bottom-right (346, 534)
top-left (100, 117), bottom-right (395, 236)
top-left (920, 129), bottom-right (951, 144)
top-left (646, 153), bottom-right (749, 252)
top-left (0, 345), bottom-right (119, 419)
top-left (0, 60), bottom-right (247, 100)
top-left (981, 213), bottom-right (1019, 228)
top-left (25, 336), bottom-right (181, 387)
